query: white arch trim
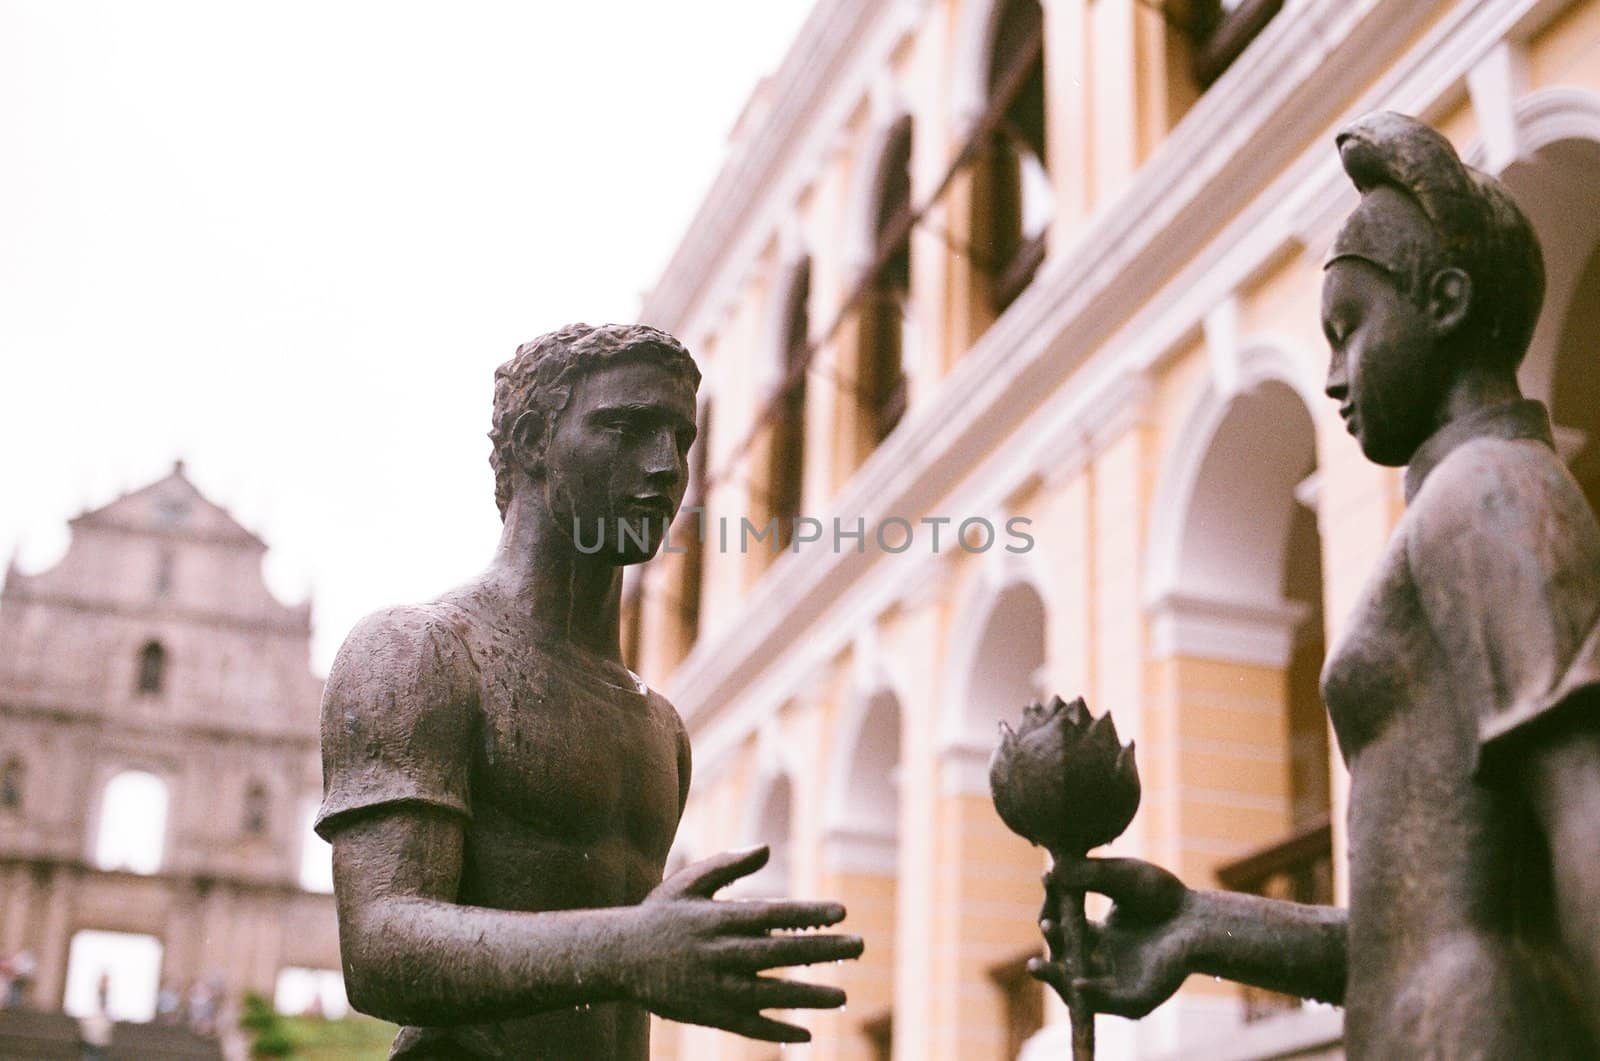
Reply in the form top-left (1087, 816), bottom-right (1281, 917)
top-left (1464, 84), bottom-right (1600, 172)
top-left (1504, 87), bottom-right (1600, 172)
top-left (1144, 340), bottom-right (1319, 667)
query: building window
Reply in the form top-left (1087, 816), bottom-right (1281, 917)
top-left (154, 548), bottom-right (175, 596)
top-left (1166, 0), bottom-right (1285, 87)
top-left (243, 780), bottom-right (269, 835)
top-left (0, 757), bottom-right (23, 810)
top-left (858, 118), bottom-right (913, 452)
top-left (766, 261), bottom-right (811, 553)
top-left (94, 770), bottom-right (169, 874)
top-left (136, 641), bottom-right (166, 695)
top-left (973, 0), bottom-right (1051, 316)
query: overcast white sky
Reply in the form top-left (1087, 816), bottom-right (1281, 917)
top-left (1, 1), bottom-right (813, 672)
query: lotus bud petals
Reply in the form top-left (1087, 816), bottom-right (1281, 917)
top-left (989, 695), bottom-right (1142, 857)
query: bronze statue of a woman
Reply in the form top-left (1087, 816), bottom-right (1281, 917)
top-left (1028, 113), bottom-right (1600, 1057)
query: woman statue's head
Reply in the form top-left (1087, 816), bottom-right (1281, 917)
top-left (1321, 111), bottom-right (1544, 465)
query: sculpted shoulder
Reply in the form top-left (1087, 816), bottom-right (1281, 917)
top-left (1409, 438), bottom-right (1596, 556)
top-left (326, 602), bottom-right (481, 708)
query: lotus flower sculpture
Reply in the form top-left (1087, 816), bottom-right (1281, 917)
top-left (990, 695), bottom-right (1140, 1061)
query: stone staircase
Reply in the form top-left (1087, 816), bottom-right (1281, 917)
top-left (0, 1008), bottom-right (223, 1059)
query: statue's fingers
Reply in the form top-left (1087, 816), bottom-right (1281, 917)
top-left (1053, 858), bottom-right (1182, 915)
top-left (704, 1009), bottom-right (813, 1044)
top-left (1038, 916), bottom-right (1067, 957)
top-left (712, 932), bottom-right (863, 971)
top-left (1027, 956), bottom-right (1069, 995)
top-left (1070, 976), bottom-right (1154, 1020)
top-left (723, 899), bottom-right (847, 932)
top-left (720, 974), bottom-right (846, 1011)
top-left (664, 846), bottom-right (769, 899)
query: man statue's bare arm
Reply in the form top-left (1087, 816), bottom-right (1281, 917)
top-left (333, 810), bottom-right (861, 1042)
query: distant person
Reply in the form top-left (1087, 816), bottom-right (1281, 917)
top-left (186, 980), bottom-right (217, 1036)
top-left (7, 950), bottom-right (35, 1008)
top-left (156, 982), bottom-right (181, 1024)
top-left (78, 1010), bottom-right (113, 1061)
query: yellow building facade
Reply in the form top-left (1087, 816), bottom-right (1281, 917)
top-left (630, 1), bottom-right (1600, 1058)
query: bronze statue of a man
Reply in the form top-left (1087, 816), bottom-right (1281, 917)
top-left (316, 324), bottom-right (861, 1059)
top-left (1029, 114), bottom-right (1600, 1056)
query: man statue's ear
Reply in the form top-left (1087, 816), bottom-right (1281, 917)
top-left (1427, 267), bottom-right (1473, 337)
top-left (511, 411), bottom-right (545, 477)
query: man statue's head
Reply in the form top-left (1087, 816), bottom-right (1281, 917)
top-left (489, 323), bottom-right (701, 563)
top-left (1321, 111), bottom-right (1545, 465)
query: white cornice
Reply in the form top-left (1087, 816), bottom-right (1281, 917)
top-left (668, 0), bottom-right (1557, 759)
top-left (1147, 590), bottom-right (1311, 668)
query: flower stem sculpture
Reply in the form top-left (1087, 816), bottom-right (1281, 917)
top-left (990, 696), bottom-right (1140, 1061)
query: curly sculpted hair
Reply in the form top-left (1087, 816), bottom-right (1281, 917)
top-left (487, 323), bottom-right (700, 519)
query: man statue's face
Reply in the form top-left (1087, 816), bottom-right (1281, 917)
top-left (540, 358), bottom-right (698, 565)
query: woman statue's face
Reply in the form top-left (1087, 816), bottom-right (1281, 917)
top-left (1321, 257), bottom-right (1452, 467)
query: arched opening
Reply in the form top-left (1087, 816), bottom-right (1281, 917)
top-left (1153, 376), bottom-right (1332, 1021)
top-left (841, 692), bottom-right (901, 843)
top-left (765, 261), bottom-right (811, 554)
top-left (0, 756), bottom-right (23, 811)
top-left (963, 582), bottom-right (1048, 746)
top-left (136, 640), bottom-right (166, 695)
top-left (94, 770), bottom-right (169, 874)
top-left (971, 0), bottom-right (1050, 317)
top-left (1550, 239), bottom-right (1600, 514)
top-left (745, 773), bottom-right (794, 897)
top-left (855, 118), bottom-right (913, 459)
top-left (942, 577), bottom-right (1050, 1056)
top-left (1502, 133), bottom-right (1600, 517)
top-left (831, 688), bottom-right (903, 1055)
top-left (243, 780), bottom-right (269, 835)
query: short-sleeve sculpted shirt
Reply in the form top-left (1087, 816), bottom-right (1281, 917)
top-left (1322, 400), bottom-right (1600, 1058)
top-left (316, 593), bottom-right (687, 1059)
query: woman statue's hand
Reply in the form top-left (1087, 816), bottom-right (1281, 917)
top-left (1030, 857), bottom-right (1198, 1019)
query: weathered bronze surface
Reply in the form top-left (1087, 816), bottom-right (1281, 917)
top-left (1021, 114), bottom-right (1600, 1057)
top-left (316, 324), bottom-right (861, 1059)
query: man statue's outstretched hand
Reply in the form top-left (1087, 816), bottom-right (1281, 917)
top-left (622, 845), bottom-right (864, 1043)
